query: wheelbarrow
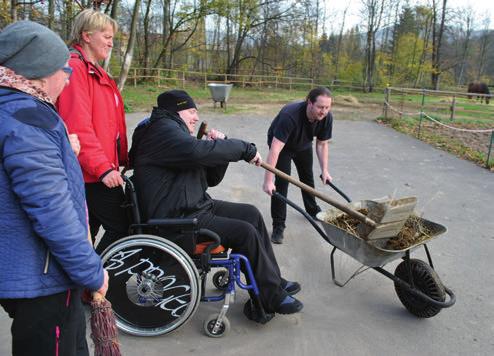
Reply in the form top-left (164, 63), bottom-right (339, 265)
top-left (272, 183), bottom-right (456, 318)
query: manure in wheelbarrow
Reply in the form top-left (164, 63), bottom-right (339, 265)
top-left (324, 212), bottom-right (432, 250)
top-left (385, 215), bottom-right (432, 250)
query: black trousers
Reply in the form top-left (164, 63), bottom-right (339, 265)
top-left (271, 147), bottom-right (321, 229)
top-left (198, 200), bottom-right (286, 311)
top-left (85, 182), bottom-right (129, 255)
top-left (0, 289), bottom-right (88, 356)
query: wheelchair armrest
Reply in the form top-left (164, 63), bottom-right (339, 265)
top-left (197, 228), bottom-right (221, 269)
top-left (146, 218), bottom-right (198, 228)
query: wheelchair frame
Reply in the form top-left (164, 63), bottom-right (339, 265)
top-left (99, 175), bottom-right (273, 337)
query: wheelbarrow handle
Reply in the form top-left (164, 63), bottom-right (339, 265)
top-left (319, 175), bottom-right (352, 203)
top-left (261, 162), bottom-right (376, 228)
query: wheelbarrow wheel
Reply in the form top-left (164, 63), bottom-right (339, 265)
top-left (394, 259), bottom-right (446, 318)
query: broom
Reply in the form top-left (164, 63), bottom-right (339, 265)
top-left (90, 292), bottom-right (122, 356)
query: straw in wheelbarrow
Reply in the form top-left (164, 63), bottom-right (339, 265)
top-left (90, 292), bottom-right (121, 356)
top-left (261, 162), bottom-right (416, 240)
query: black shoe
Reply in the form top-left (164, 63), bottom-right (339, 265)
top-left (274, 295), bottom-right (304, 314)
top-left (281, 280), bottom-right (301, 295)
top-left (271, 226), bottom-right (284, 244)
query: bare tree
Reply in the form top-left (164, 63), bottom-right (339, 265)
top-left (117, 0), bottom-right (142, 91)
top-left (361, 0), bottom-right (386, 92)
top-left (430, 0), bottom-right (447, 90)
top-left (476, 16), bottom-right (491, 80)
top-left (455, 7), bottom-right (474, 85)
top-left (333, 5), bottom-right (349, 81)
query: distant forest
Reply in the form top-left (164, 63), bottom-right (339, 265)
top-left (1, 0), bottom-right (493, 91)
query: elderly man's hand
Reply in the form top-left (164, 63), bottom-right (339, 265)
top-left (207, 129), bottom-right (226, 140)
top-left (249, 152), bottom-right (262, 166)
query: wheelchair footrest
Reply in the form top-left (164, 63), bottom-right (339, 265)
top-left (243, 299), bottom-right (274, 324)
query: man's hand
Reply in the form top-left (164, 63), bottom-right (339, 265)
top-left (320, 171), bottom-right (333, 184)
top-left (96, 270), bottom-right (109, 297)
top-left (68, 134), bottom-right (81, 156)
top-left (263, 180), bottom-right (276, 196)
top-left (249, 152), bottom-right (262, 166)
top-left (101, 170), bottom-right (123, 188)
top-left (207, 129), bottom-right (226, 140)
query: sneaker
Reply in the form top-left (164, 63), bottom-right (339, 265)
top-left (274, 295), bottom-right (304, 314)
top-left (271, 226), bottom-right (284, 244)
top-left (281, 279), bottom-right (301, 295)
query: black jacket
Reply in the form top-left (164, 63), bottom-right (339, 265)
top-left (129, 108), bottom-right (256, 221)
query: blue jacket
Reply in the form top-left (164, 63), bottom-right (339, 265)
top-left (0, 88), bottom-right (104, 299)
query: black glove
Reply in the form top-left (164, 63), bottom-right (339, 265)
top-left (242, 143), bottom-right (257, 162)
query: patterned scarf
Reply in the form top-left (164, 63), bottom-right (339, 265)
top-left (0, 65), bottom-right (53, 105)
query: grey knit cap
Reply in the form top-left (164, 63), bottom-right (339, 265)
top-left (0, 21), bottom-right (69, 79)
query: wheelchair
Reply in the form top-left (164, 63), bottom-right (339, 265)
top-left (100, 175), bottom-right (274, 337)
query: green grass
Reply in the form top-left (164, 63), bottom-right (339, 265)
top-left (379, 115), bottom-right (494, 169)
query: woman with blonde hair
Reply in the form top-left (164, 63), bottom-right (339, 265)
top-left (57, 9), bottom-right (129, 254)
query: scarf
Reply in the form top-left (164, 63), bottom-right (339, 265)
top-left (0, 65), bottom-right (53, 105)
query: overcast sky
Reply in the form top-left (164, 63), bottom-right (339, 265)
top-left (325, 0), bottom-right (494, 31)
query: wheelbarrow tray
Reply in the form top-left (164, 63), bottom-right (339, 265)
top-left (317, 200), bottom-right (447, 267)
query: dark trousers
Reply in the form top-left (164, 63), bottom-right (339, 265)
top-left (271, 147), bottom-right (321, 229)
top-left (85, 182), bottom-right (129, 255)
top-left (0, 289), bottom-right (89, 356)
top-left (198, 200), bottom-right (286, 311)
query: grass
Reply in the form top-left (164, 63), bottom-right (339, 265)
top-left (379, 115), bottom-right (494, 170)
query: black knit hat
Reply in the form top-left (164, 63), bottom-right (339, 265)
top-left (157, 90), bottom-right (197, 113)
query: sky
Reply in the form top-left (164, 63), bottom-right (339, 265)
top-left (325, 0), bottom-right (494, 31)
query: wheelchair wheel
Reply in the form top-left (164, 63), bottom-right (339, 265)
top-left (212, 270), bottom-right (229, 290)
top-left (203, 313), bottom-right (230, 338)
top-left (100, 235), bottom-right (201, 336)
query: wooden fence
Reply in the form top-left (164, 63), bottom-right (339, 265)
top-left (125, 67), bottom-right (369, 91)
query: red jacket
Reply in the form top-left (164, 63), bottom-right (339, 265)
top-left (57, 44), bottom-right (128, 183)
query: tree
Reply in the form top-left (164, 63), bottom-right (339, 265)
top-left (117, 0), bottom-right (142, 90)
top-left (361, 0), bottom-right (386, 92)
top-left (430, 0), bottom-right (448, 89)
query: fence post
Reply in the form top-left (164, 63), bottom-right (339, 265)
top-left (204, 73), bottom-right (207, 90)
top-left (383, 87), bottom-right (390, 119)
top-left (224, 74), bottom-right (227, 83)
top-left (133, 68), bottom-right (136, 87)
top-left (486, 131), bottom-right (494, 168)
top-left (450, 96), bottom-right (456, 121)
top-left (289, 78), bottom-right (292, 91)
top-left (182, 71), bottom-right (185, 88)
top-left (417, 89), bottom-right (426, 139)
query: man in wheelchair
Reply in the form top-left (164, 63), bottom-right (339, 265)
top-left (128, 90), bottom-right (303, 318)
